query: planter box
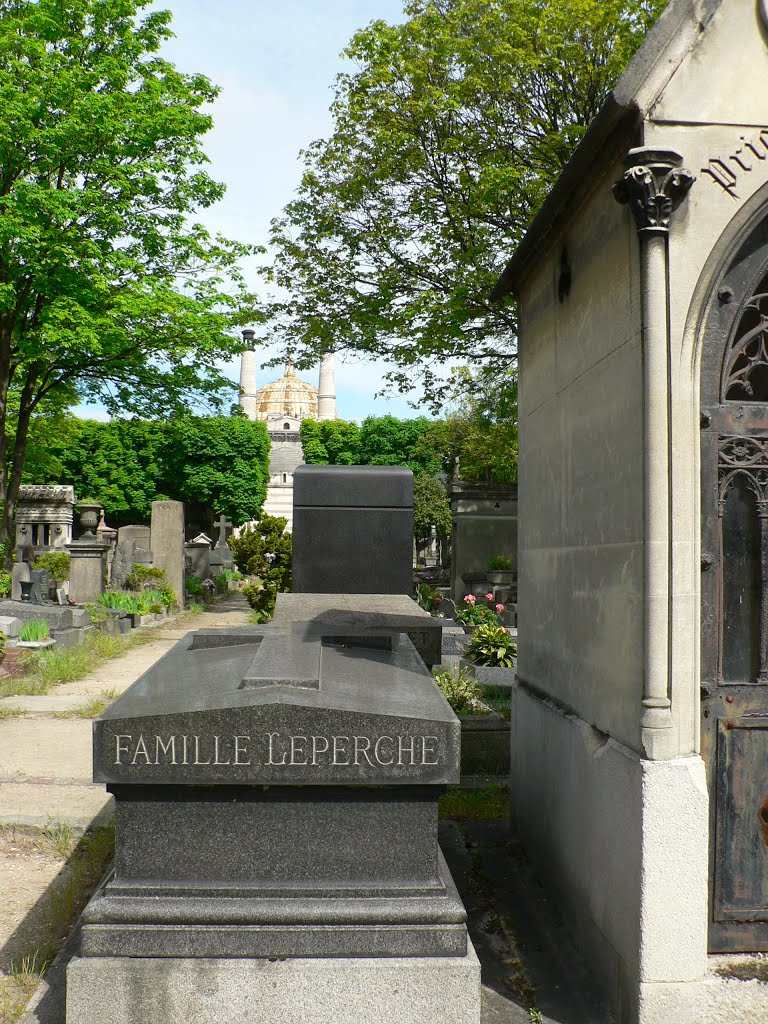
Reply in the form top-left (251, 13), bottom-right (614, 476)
top-left (460, 659), bottom-right (516, 688)
top-left (17, 638), bottom-right (55, 650)
top-left (459, 710), bottom-right (509, 776)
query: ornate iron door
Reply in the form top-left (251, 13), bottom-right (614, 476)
top-left (701, 215), bottom-right (768, 951)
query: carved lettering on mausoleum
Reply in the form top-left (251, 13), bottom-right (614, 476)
top-left (702, 130), bottom-right (768, 200)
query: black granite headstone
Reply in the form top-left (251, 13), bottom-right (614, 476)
top-left (291, 465), bottom-right (414, 595)
top-left (83, 624), bottom-right (464, 960)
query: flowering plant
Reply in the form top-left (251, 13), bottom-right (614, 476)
top-left (454, 593), bottom-right (499, 626)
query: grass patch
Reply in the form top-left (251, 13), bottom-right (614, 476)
top-left (0, 630), bottom-right (154, 699)
top-left (478, 684), bottom-right (511, 722)
top-left (438, 784), bottom-right (509, 821)
top-left (0, 954), bottom-right (42, 1024)
top-left (186, 602), bottom-right (204, 615)
top-left (0, 706), bottom-right (24, 721)
top-left (0, 818), bottom-right (115, 1022)
top-left (52, 692), bottom-right (115, 719)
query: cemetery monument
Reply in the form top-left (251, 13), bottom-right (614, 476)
top-left (492, 0), bottom-right (768, 1021)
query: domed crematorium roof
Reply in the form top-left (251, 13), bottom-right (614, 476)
top-left (253, 364), bottom-right (318, 422)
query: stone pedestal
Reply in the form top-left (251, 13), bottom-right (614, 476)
top-left (150, 501), bottom-right (184, 606)
top-left (66, 947), bottom-right (481, 1024)
top-left (66, 539), bottom-right (106, 605)
top-left (67, 622), bottom-right (479, 1023)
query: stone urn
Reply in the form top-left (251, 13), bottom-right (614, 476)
top-left (76, 501), bottom-right (102, 538)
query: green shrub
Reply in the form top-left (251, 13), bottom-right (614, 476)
top-left (33, 551), bottom-right (71, 583)
top-left (19, 620), bottom-right (51, 642)
top-left (230, 515), bottom-right (292, 623)
top-left (466, 623), bottom-right (517, 668)
top-left (185, 576), bottom-right (204, 595)
top-left (487, 554), bottom-right (513, 571)
top-left (242, 577), bottom-right (276, 622)
top-left (432, 666), bottom-right (482, 715)
top-left (0, 630), bottom-right (6, 658)
top-left (0, 569), bottom-right (12, 597)
top-left (125, 564), bottom-right (169, 590)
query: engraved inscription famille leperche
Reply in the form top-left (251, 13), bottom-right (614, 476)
top-left (111, 730), bottom-right (441, 770)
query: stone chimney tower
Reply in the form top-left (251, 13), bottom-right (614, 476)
top-left (239, 329), bottom-right (257, 420)
top-left (317, 352), bottom-right (336, 421)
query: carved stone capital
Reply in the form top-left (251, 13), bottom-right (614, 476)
top-left (612, 148), bottom-right (695, 234)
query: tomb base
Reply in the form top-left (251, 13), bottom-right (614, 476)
top-left (65, 942), bottom-right (482, 1024)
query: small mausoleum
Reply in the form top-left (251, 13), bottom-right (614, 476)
top-left (492, 1), bottom-right (768, 1022)
top-left (15, 484), bottom-right (76, 557)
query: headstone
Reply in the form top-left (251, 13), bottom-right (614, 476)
top-left (110, 540), bottom-right (136, 590)
top-left (117, 525), bottom-right (151, 549)
top-left (66, 536), bottom-right (107, 605)
top-left (133, 546), bottom-right (152, 567)
top-left (185, 534), bottom-right (211, 579)
top-left (208, 513), bottom-right (235, 573)
top-left (29, 568), bottom-right (51, 604)
top-left (150, 500), bottom-right (184, 607)
top-left (292, 465), bottom-right (414, 595)
top-left (67, 623), bottom-right (479, 1024)
top-left (11, 562), bottom-right (30, 602)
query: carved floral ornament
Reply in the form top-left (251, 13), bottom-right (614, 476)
top-left (612, 148), bottom-right (695, 233)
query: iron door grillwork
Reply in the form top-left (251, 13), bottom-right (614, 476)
top-left (701, 214), bottom-right (768, 952)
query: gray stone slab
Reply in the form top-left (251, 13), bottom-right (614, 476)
top-left (0, 614), bottom-right (21, 637)
top-left (93, 628), bottom-right (459, 787)
top-left (65, 940), bottom-right (481, 1023)
top-left (293, 464), bottom-right (414, 508)
top-left (0, 601), bottom-right (74, 629)
top-left (292, 466), bottom-right (414, 595)
top-left (273, 593), bottom-right (442, 667)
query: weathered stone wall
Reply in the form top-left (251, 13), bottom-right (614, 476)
top-left (517, 175), bottom-right (644, 752)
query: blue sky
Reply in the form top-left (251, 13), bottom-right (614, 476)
top-left (77, 0), bottom-right (438, 424)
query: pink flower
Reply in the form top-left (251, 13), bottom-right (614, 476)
top-left (485, 592), bottom-right (494, 602)
top-left (464, 594), bottom-right (476, 605)
top-left (496, 604), bottom-right (505, 612)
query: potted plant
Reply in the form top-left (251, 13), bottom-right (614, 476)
top-left (486, 554), bottom-right (515, 587)
top-left (432, 665), bottom-right (510, 775)
top-left (17, 619), bottom-right (55, 649)
top-left (465, 622), bottom-right (517, 686)
top-left (454, 593), bottom-right (503, 633)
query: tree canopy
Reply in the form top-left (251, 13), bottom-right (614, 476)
top-left (0, 0), bottom-right (254, 553)
top-left (263, 0), bottom-right (665, 405)
top-left (24, 415), bottom-right (270, 531)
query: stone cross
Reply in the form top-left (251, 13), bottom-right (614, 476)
top-left (213, 514), bottom-right (233, 550)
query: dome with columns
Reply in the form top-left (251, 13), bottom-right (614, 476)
top-left (252, 363), bottom-right (318, 422)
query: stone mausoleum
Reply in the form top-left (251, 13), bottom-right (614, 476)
top-left (238, 331), bottom-right (336, 531)
top-left (492, 1), bottom-right (768, 1021)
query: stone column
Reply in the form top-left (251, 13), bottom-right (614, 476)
top-left (150, 501), bottom-right (185, 609)
top-left (613, 148), bottom-right (694, 759)
top-left (317, 352), bottom-right (336, 421)
top-left (239, 329), bottom-right (258, 421)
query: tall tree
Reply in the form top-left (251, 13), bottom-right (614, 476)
top-left (26, 415), bottom-right (270, 530)
top-left (264, 0), bottom-right (666, 405)
top-left (0, 0), bottom-right (254, 555)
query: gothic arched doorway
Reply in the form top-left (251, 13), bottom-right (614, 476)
top-left (701, 210), bottom-right (768, 952)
